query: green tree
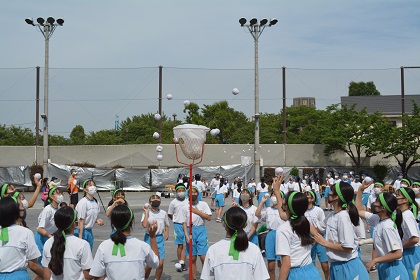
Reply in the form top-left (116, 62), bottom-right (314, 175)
top-left (320, 104), bottom-right (387, 171)
top-left (86, 129), bottom-right (122, 145)
top-left (70, 125), bottom-right (86, 145)
top-left (348, 81), bottom-right (380, 96)
top-left (283, 106), bottom-right (325, 144)
top-left (0, 125), bottom-right (34, 146)
top-left (49, 135), bottom-right (70, 146)
top-left (183, 102), bottom-right (205, 125)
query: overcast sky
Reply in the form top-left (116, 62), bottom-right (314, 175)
top-left (1, 0), bottom-right (419, 137)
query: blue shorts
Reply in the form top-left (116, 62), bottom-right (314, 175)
top-left (34, 232), bottom-right (48, 264)
top-left (265, 230), bottom-right (279, 261)
top-left (0, 270), bottom-right (30, 280)
top-left (311, 241), bottom-right (328, 263)
top-left (246, 231), bottom-right (258, 246)
top-left (288, 264), bottom-right (321, 280)
top-left (174, 223), bottom-right (185, 245)
top-left (324, 187), bottom-right (330, 198)
top-left (234, 198), bottom-right (239, 204)
top-left (185, 225), bottom-right (208, 256)
top-left (215, 194), bottom-right (225, 207)
top-left (402, 246), bottom-right (420, 280)
top-left (330, 257), bottom-right (369, 280)
top-left (74, 228), bottom-right (94, 250)
top-left (211, 188), bottom-right (217, 199)
top-left (258, 192), bottom-right (270, 207)
top-left (378, 260), bottom-right (409, 280)
top-left (144, 234), bottom-right (165, 260)
top-left (362, 193), bottom-right (370, 206)
top-left (315, 192), bottom-right (321, 206)
top-left (198, 192), bottom-right (203, 201)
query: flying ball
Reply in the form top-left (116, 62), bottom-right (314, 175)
top-left (232, 88), bottom-right (239, 95)
top-left (154, 113), bottom-right (161, 121)
top-left (183, 100), bottom-right (190, 106)
top-left (34, 173), bottom-right (41, 179)
top-left (153, 132), bottom-right (160, 139)
top-left (275, 167), bottom-right (284, 176)
top-left (156, 145), bottom-right (163, 152)
top-left (166, 94), bottom-right (173, 100)
top-left (157, 154), bottom-right (163, 161)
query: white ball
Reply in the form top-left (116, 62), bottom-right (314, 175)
top-left (264, 193), bottom-right (270, 197)
top-left (166, 94), bottom-right (173, 100)
top-left (156, 145), bottom-right (163, 152)
top-left (144, 203), bottom-right (151, 209)
top-left (215, 128), bottom-right (220, 134)
top-left (210, 129), bottom-right (217, 136)
top-left (157, 154), bottom-right (163, 161)
top-left (275, 167), bottom-right (284, 176)
top-left (365, 176), bottom-right (372, 184)
top-left (153, 132), bottom-right (160, 139)
top-left (232, 88), bottom-right (240, 95)
top-left (175, 263), bottom-right (182, 270)
top-left (183, 100), bottom-right (190, 106)
top-left (173, 137), bottom-right (178, 143)
top-left (34, 173), bottom-right (41, 179)
top-left (154, 113), bottom-right (161, 121)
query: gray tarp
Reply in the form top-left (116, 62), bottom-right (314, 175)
top-left (0, 166), bottom-right (31, 186)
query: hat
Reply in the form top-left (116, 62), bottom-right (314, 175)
top-left (51, 176), bottom-right (58, 181)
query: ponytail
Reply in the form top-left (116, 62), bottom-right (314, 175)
top-left (395, 208), bottom-right (404, 239)
top-left (49, 230), bottom-right (66, 275)
top-left (290, 216), bottom-right (313, 246)
top-left (286, 191), bottom-right (313, 246)
top-left (223, 207), bottom-right (249, 260)
top-left (347, 202), bottom-right (360, 227)
top-left (335, 181), bottom-right (359, 226)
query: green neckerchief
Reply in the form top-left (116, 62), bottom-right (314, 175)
top-left (223, 214), bottom-right (244, 260)
top-left (379, 193), bottom-right (397, 229)
top-left (287, 192), bottom-right (299, 220)
top-left (0, 227), bottom-right (8, 242)
top-left (400, 188), bottom-right (418, 218)
top-left (62, 210), bottom-right (77, 243)
top-left (112, 208), bottom-right (133, 257)
top-left (335, 182), bottom-right (347, 208)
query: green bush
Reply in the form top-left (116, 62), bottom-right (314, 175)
top-left (290, 167), bottom-right (299, 177)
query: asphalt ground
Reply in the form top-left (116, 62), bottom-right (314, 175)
top-left (23, 190), bottom-right (379, 280)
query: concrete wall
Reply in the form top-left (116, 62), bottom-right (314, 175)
top-left (0, 144), bottom-right (399, 168)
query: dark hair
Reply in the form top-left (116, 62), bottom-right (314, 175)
top-left (331, 181), bottom-right (359, 226)
top-left (377, 192), bottom-right (403, 239)
top-left (42, 178), bottom-right (49, 188)
top-left (224, 207), bottom-right (249, 252)
top-left (286, 192), bottom-right (313, 246)
top-left (0, 197), bottom-right (20, 227)
top-left (49, 206), bottom-right (76, 275)
top-left (110, 205), bottom-right (133, 246)
top-left (108, 190), bottom-right (128, 207)
top-left (194, 174), bottom-right (201, 180)
top-left (399, 187), bottom-right (419, 218)
top-left (239, 189), bottom-right (253, 206)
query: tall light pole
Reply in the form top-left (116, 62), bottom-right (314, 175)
top-left (25, 17), bottom-right (64, 177)
top-left (239, 17), bottom-right (277, 183)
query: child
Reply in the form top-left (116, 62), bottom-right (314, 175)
top-left (209, 174), bottom-right (221, 211)
top-left (192, 174), bottom-right (205, 201)
top-left (182, 186), bottom-right (212, 280)
top-left (142, 194), bottom-right (169, 280)
top-left (41, 206), bottom-right (93, 279)
top-left (0, 197), bottom-right (44, 279)
top-left (232, 182), bottom-right (241, 205)
top-left (201, 207), bottom-right (269, 279)
top-left (238, 188), bottom-right (259, 245)
top-left (213, 178), bottom-right (228, 222)
top-left (256, 177), bottom-right (270, 207)
top-left (167, 183), bottom-right (189, 271)
top-left (106, 189), bottom-right (128, 217)
top-left (89, 205), bottom-right (160, 279)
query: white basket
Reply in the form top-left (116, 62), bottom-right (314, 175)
top-left (173, 124), bottom-right (210, 160)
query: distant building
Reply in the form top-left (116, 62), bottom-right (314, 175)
top-left (293, 97), bottom-right (316, 108)
top-left (341, 95), bottom-right (420, 127)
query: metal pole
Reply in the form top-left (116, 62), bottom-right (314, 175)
top-left (43, 25), bottom-right (50, 177)
top-left (36, 66), bottom-right (40, 164)
top-left (401, 66), bottom-right (405, 120)
top-left (158, 65), bottom-right (163, 144)
top-left (282, 66), bottom-right (286, 144)
top-left (253, 25), bottom-right (260, 184)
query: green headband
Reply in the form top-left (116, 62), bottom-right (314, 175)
top-left (242, 188), bottom-right (253, 197)
top-left (379, 193), bottom-right (397, 228)
top-left (48, 187), bottom-right (57, 202)
top-left (413, 182), bottom-right (420, 187)
top-left (374, 182), bottom-right (384, 188)
top-left (335, 182), bottom-right (348, 208)
top-left (307, 190), bottom-right (316, 199)
top-left (113, 189), bottom-right (124, 197)
top-left (149, 194), bottom-right (160, 201)
top-left (401, 179), bottom-right (411, 186)
top-left (82, 180), bottom-right (90, 190)
top-left (62, 210), bottom-right (77, 240)
top-left (223, 213), bottom-right (246, 260)
top-left (1, 184), bottom-right (9, 198)
top-left (11, 192), bottom-right (19, 203)
top-left (399, 188), bottom-right (418, 217)
top-left (287, 192), bottom-right (299, 220)
top-left (175, 184), bottom-right (186, 191)
top-left (112, 208), bottom-right (134, 257)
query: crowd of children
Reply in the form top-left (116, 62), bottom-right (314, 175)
top-left (1, 170), bottom-right (420, 280)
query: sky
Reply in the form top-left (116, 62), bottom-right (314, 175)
top-left (1, 0), bottom-right (419, 137)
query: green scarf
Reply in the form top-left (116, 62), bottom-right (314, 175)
top-left (112, 208), bottom-right (133, 257)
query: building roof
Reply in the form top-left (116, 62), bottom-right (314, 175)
top-left (341, 95), bottom-right (420, 115)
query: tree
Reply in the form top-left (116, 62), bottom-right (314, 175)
top-left (70, 125), bottom-right (86, 145)
top-left (86, 129), bottom-right (122, 145)
top-left (49, 135), bottom-right (70, 146)
top-left (0, 125), bottom-right (34, 146)
top-left (283, 106), bottom-right (325, 144)
top-left (320, 104), bottom-right (387, 171)
top-left (348, 81), bottom-right (380, 96)
top-left (183, 102), bottom-right (205, 125)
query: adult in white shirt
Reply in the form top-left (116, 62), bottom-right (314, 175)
top-left (201, 207), bottom-right (269, 280)
top-left (89, 205), bottom-right (160, 280)
top-left (393, 172), bottom-right (404, 191)
top-left (356, 183), bottom-right (409, 279)
top-left (42, 206), bottom-right (93, 280)
top-left (0, 197), bottom-right (43, 279)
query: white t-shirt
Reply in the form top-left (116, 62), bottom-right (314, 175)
top-left (75, 197), bottom-right (100, 229)
top-left (364, 184), bottom-right (374, 194)
top-left (304, 206), bottom-right (326, 234)
top-left (394, 179), bottom-right (402, 191)
top-left (217, 184), bottom-right (228, 195)
top-left (241, 205), bottom-right (258, 232)
top-left (365, 212), bottom-right (403, 258)
top-left (232, 189), bottom-right (240, 199)
top-left (201, 239), bottom-right (269, 280)
top-left (192, 180), bottom-right (205, 192)
top-left (401, 210), bottom-right (420, 246)
top-left (141, 209), bottom-right (170, 236)
top-left (280, 184), bottom-right (288, 195)
top-left (326, 177), bottom-right (334, 187)
top-left (256, 182), bottom-right (269, 193)
top-left (351, 181), bottom-right (362, 193)
top-left (0, 225), bottom-right (41, 273)
top-left (260, 207), bottom-right (284, 230)
top-left (181, 201), bottom-right (212, 226)
top-left (287, 182), bottom-right (300, 192)
top-left (367, 193), bottom-right (378, 209)
top-left (42, 235), bottom-right (93, 280)
top-left (37, 204), bottom-right (58, 234)
top-left (325, 210), bottom-right (359, 262)
top-left (167, 198), bottom-right (188, 224)
top-left (276, 220), bottom-right (313, 267)
top-left (311, 182), bottom-right (320, 193)
top-left (210, 178), bottom-right (220, 190)
top-left (89, 237), bottom-right (159, 280)
top-left (354, 218), bottom-right (366, 240)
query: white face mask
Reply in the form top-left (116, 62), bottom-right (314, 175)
top-left (343, 176), bottom-right (348, 180)
top-left (413, 188), bottom-right (420, 195)
top-left (270, 196), bottom-right (277, 205)
top-left (21, 199), bottom-right (28, 209)
top-left (373, 187), bottom-right (382, 195)
top-left (334, 176), bottom-right (339, 179)
top-left (55, 194), bottom-right (64, 204)
top-left (87, 186), bottom-right (97, 195)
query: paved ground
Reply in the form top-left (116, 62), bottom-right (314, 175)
top-left (24, 190), bottom-right (379, 280)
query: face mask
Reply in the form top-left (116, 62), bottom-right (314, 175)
top-left (177, 192), bottom-right (185, 199)
top-left (327, 174), bottom-right (331, 178)
top-left (304, 176), bottom-right (309, 179)
top-left (334, 176), bottom-right (339, 179)
top-left (87, 186), bottom-right (97, 195)
top-left (343, 176), bottom-right (348, 180)
top-left (413, 188), bottom-right (420, 195)
top-left (373, 187), bottom-right (382, 195)
top-left (398, 176), bottom-right (403, 180)
top-left (270, 196), bottom-right (277, 205)
top-left (151, 200), bottom-right (161, 207)
top-left (401, 184), bottom-right (408, 188)
top-left (192, 194), bottom-right (198, 201)
top-left (240, 194), bottom-right (250, 202)
top-left (55, 194), bottom-right (64, 204)
top-left (371, 204), bottom-right (382, 215)
top-left (21, 199), bottom-right (28, 209)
